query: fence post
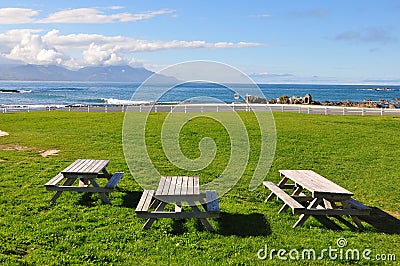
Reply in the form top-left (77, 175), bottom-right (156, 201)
top-left (87, 106), bottom-right (90, 113)
top-left (307, 107), bottom-right (310, 114)
top-left (139, 105), bottom-right (142, 112)
top-left (325, 107), bottom-right (328, 115)
top-left (299, 106), bottom-right (301, 113)
top-left (105, 105), bottom-right (108, 113)
top-left (184, 105), bottom-right (187, 113)
top-left (281, 105), bottom-right (284, 112)
top-left (361, 108), bottom-right (364, 116)
top-left (381, 108), bottom-right (383, 116)
top-left (343, 108), bottom-right (345, 115)
top-left (217, 105), bottom-right (219, 112)
top-left (155, 106), bottom-right (157, 113)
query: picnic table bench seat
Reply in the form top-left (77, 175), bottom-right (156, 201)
top-left (105, 172), bottom-right (124, 189)
top-left (263, 181), bottom-right (305, 214)
top-left (45, 173), bottom-right (64, 188)
top-left (205, 190), bottom-right (220, 213)
top-left (135, 190), bottom-right (154, 215)
top-left (347, 198), bottom-right (371, 212)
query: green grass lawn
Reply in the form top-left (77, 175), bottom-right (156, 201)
top-left (0, 111), bottom-right (399, 265)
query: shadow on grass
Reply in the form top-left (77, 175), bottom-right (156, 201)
top-left (120, 189), bottom-right (143, 208)
top-left (360, 207), bottom-right (400, 234)
top-left (76, 189), bottom-right (143, 208)
top-left (171, 219), bottom-right (186, 234)
top-left (167, 212), bottom-right (270, 236)
top-left (77, 193), bottom-right (96, 207)
top-left (216, 212), bottom-right (271, 237)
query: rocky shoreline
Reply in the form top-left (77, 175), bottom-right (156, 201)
top-left (245, 93), bottom-right (400, 109)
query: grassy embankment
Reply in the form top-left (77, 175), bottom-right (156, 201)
top-left (0, 111), bottom-right (399, 265)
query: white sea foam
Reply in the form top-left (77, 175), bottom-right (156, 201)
top-left (101, 98), bottom-right (153, 105)
top-left (0, 104), bottom-right (66, 109)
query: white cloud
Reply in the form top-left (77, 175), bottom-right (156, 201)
top-left (4, 30), bottom-right (66, 65)
top-left (251, 14), bottom-right (272, 18)
top-left (107, 6), bottom-right (125, 10)
top-left (82, 43), bottom-right (125, 65)
top-left (0, 29), bottom-right (262, 68)
top-left (0, 8), bottom-right (38, 24)
top-left (38, 8), bottom-right (114, 24)
top-left (0, 29), bottom-right (43, 51)
top-left (40, 30), bottom-right (262, 52)
top-left (115, 9), bottom-right (174, 22)
top-left (0, 7), bottom-right (175, 24)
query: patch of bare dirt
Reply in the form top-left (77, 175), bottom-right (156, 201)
top-left (0, 130), bottom-right (9, 137)
top-left (386, 210), bottom-right (400, 219)
top-left (40, 149), bottom-right (60, 157)
top-left (0, 144), bottom-right (30, 151)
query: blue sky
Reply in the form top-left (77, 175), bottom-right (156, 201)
top-left (0, 0), bottom-right (399, 84)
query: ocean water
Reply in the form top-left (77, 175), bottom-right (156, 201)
top-left (0, 81), bottom-right (399, 106)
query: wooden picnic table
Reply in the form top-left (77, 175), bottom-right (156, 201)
top-left (264, 170), bottom-right (370, 230)
top-left (136, 176), bottom-right (220, 232)
top-left (45, 159), bottom-right (123, 204)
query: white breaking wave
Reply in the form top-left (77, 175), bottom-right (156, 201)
top-left (101, 98), bottom-right (153, 105)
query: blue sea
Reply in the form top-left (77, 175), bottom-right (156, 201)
top-left (0, 81), bottom-right (399, 106)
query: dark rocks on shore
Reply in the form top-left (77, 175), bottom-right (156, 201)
top-left (245, 93), bottom-right (398, 108)
top-left (0, 89), bottom-right (20, 93)
top-left (246, 93), bottom-right (320, 105)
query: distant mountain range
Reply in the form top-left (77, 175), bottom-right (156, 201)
top-left (0, 64), bottom-right (178, 82)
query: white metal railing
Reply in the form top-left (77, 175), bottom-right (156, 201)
top-left (1, 104), bottom-right (400, 116)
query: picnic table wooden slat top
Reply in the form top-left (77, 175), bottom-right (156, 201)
top-left (279, 170), bottom-right (353, 196)
top-left (61, 159), bottom-right (109, 174)
top-left (156, 176), bottom-right (199, 196)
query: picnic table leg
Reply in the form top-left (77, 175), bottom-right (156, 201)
top-left (293, 198), bottom-right (322, 228)
top-left (189, 201), bottom-right (215, 232)
top-left (279, 185), bottom-right (303, 214)
top-left (323, 199), bottom-right (335, 209)
top-left (174, 202), bottom-right (182, 220)
top-left (79, 178), bottom-right (90, 187)
top-left (143, 201), bottom-right (167, 230)
top-left (90, 179), bottom-right (111, 204)
top-left (266, 176), bottom-right (288, 202)
top-left (342, 201), bottom-right (364, 230)
top-left (49, 178), bottom-right (75, 204)
top-left (102, 168), bottom-right (111, 179)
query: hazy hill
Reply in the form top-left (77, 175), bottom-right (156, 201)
top-left (0, 64), bottom-right (177, 83)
